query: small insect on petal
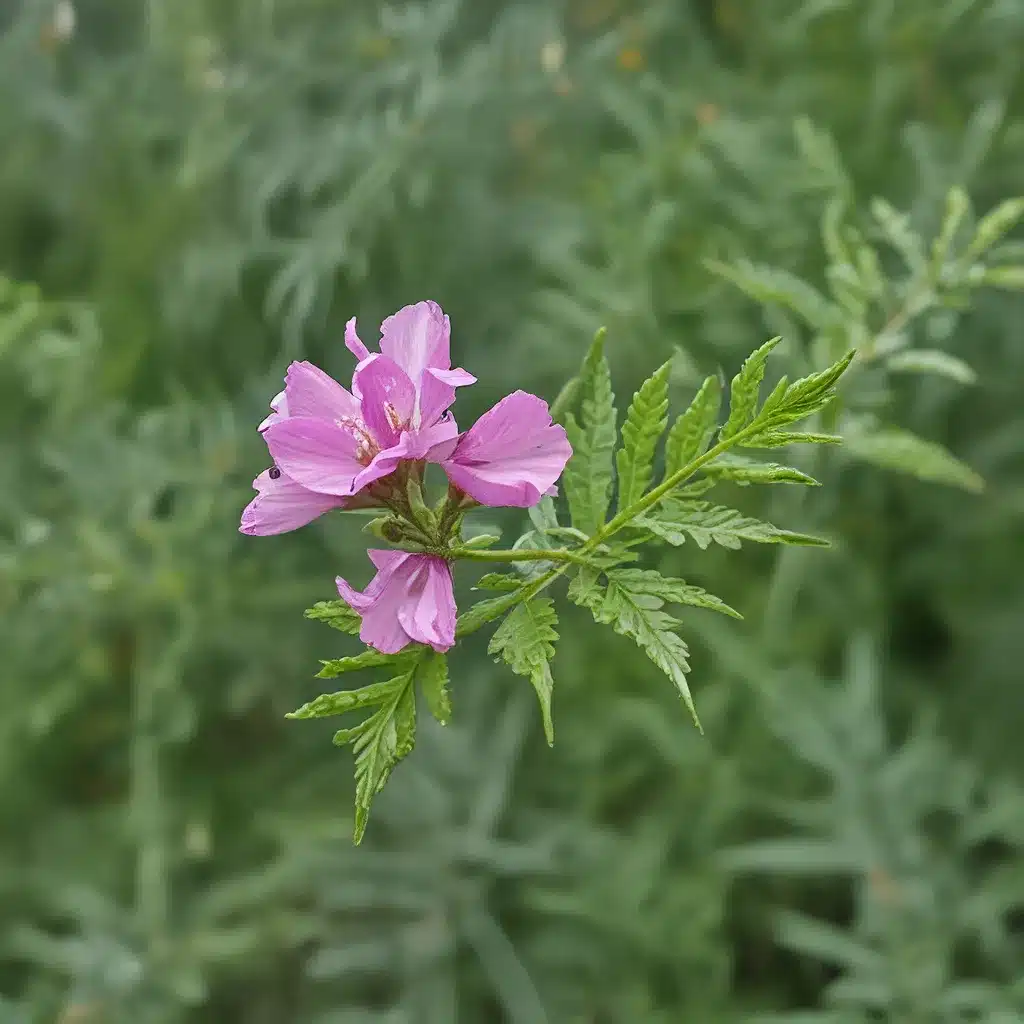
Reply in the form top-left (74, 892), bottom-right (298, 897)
top-left (268, 466), bottom-right (282, 480)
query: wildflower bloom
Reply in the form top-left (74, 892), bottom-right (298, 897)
top-left (240, 301), bottom-right (474, 534)
top-left (336, 550), bottom-right (457, 654)
top-left (432, 390), bottom-right (572, 508)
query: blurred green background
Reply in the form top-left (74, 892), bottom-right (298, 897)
top-left (2, 1), bottom-right (1024, 1021)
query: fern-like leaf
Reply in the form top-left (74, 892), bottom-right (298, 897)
top-left (418, 651), bottom-right (451, 726)
top-left (636, 500), bottom-right (830, 550)
top-left (563, 329), bottom-right (618, 533)
top-left (489, 597), bottom-right (559, 744)
top-left (573, 571), bottom-right (700, 730)
top-left (616, 360), bottom-right (671, 510)
top-left (664, 374), bottom-right (722, 479)
top-left (305, 599), bottom-right (361, 635)
top-left (701, 455), bottom-right (821, 486)
top-left (720, 337), bottom-right (782, 440)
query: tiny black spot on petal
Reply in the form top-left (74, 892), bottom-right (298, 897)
top-left (268, 466), bottom-right (282, 480)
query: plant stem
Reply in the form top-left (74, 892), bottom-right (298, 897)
top-left (449, 546), bottom-right (589, 566)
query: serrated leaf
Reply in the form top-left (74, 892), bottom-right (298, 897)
top-left (742, 431), bottom-right (842, 448)
top-left (885, 349), bottom-right (976, 384)
top-left (664, 374), bottom-right (722, 479)
top-left (456, 588), bottom-right (526, 637)
top-left (720, 337), bottom-right (782, 440)
top-left (350, 669), bottom-right (417, 844)
top-left (751, 351), bottom-right (855, 433)
top-left (604, 568), bottom-right (742, 620)
top-left (701, 455), bottom-right (821, 486)
top-left (563, 330), bottom-right (617, 533)
top-left (315, 649), bottom-right (412, 679)
top-left (616, 360), bottom-right (671, 510)
top-left (964, 197), bottom-right (1024, 261)
top-left (418, 651), bottom-right (451, 725)
top-left (573, 572), bottom-right (700, 729)
top-left (705, 260), bottom-right (839, 331)
top-left (305, 599), bottom-right (360, 635)
top-left (474, 573), bottom-right (523, 592)
top-left (636, 500), bottom-right (830, 551)
top-left (568, 565), bottom-right (602, 608)
top-left (287, 677), bottom-right (409, 719)
top-left (488, 598), bottom-right (559, 744)
top-left (843, 425), bottom-right (984, 492)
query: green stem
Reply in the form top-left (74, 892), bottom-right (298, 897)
top-left (449, 546), bottom-right (589, 566)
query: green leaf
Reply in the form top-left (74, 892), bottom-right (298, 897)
top-left (418, 651), bottom-right (451, 726)
top-left (843, 424), bottom-right (984, 492)
top-left (527, 494), bottom-right (560, 533)
top-left (488, 597), bottom-right (559, 745)
top-left (315, 649), bottom-right (413, 678)
top-left (548, 375), bottom-right (580, 425)
top-left (456, 588), bottom-right (527, 637)
top-left (350, 669), bottom-right (417, 844)
top-left (304, 599), bottom-right (360, 635)
top-left (701, 455), bottom-right (821, 486)
top-left (964, 196), bottom-right (1024, 261)
top-left (474, 573), bottom-right (523, 592)
top-left (287, 677), bottom-right (409, 719)
top-left (720, 337), bottom-right (782, 440)
top-left (460, 533), bottom-right (502, 549)
top-left (664, 374), bottom-right (722, 479)
top-left (751, 351), bottom-right (855, 433)
top-left (567, 565), bottom-right (603, 608)
top-left (636, 500), bottom-right (830, 551)
top-left (705, 259), bottom-right (839, 331)
top-left (884, 349), bottom-right (976, 384)
top-left (563, 329), bottom-right (618, 533)
top-left (975, 265), bottom-right (1024, 290)
top-left (604, 568), bottom-right (742, 620)
top-left (930, 186), bottom-right (969, 274)
top-left (742, 431), bottom-right (842, 448)
top-left (616, 360), bottom-right (671, 510)
top-left (871, 197), bottom-right (925, 271)
top-left (573, 571), bottom-right (700, 729)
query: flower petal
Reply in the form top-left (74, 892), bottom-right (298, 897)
top-left (417, 365), bottom-right (476, 429)
top-left (442, 390), bottom-right (572, 508)
top-left (239, 469), bottom-right (345, 535)
top-left (263, 416), bottom-right (368, 496)
top-left (398, 557), bottom-right (456, 652)
top-left (284, 360), bottom-right (361, 423)
top-left (379, 300), bottom-right (451, 379)
top-left (258, 390), bottom-right (288, 433)
top-left (355, 355), bottom-right (416, 448)
top-left (345, 316), bottom-right (370, 362)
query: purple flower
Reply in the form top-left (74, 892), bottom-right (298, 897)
top-left (432, 391), bottom-right (572, 508)
top-left (336, 550), bottom-right (456, 654)
top-left (241, 301), bottom-right (474, 534)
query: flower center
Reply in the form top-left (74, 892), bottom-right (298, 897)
top-left (336, 416), bottom-right (381, 465)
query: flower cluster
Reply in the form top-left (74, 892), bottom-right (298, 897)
top-left (240, 301), bottom-right (572, 653)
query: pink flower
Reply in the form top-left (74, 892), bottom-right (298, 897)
top-left (240, 466), bottom-right (349, 536)
top-left (431, 391), bottom-right (572, 508)
top-left (241, 301), bottom-right (475, 534)
top-left (336, 550), bottom-right (457, 654)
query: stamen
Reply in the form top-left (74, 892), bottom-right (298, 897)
top-left (383, 402), bottom-right (405, 431)
top-left (336, 415), bottom-right (381, 465)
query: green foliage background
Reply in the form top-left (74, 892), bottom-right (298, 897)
top-left (2, 0), bottom-right (1024, 1021)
